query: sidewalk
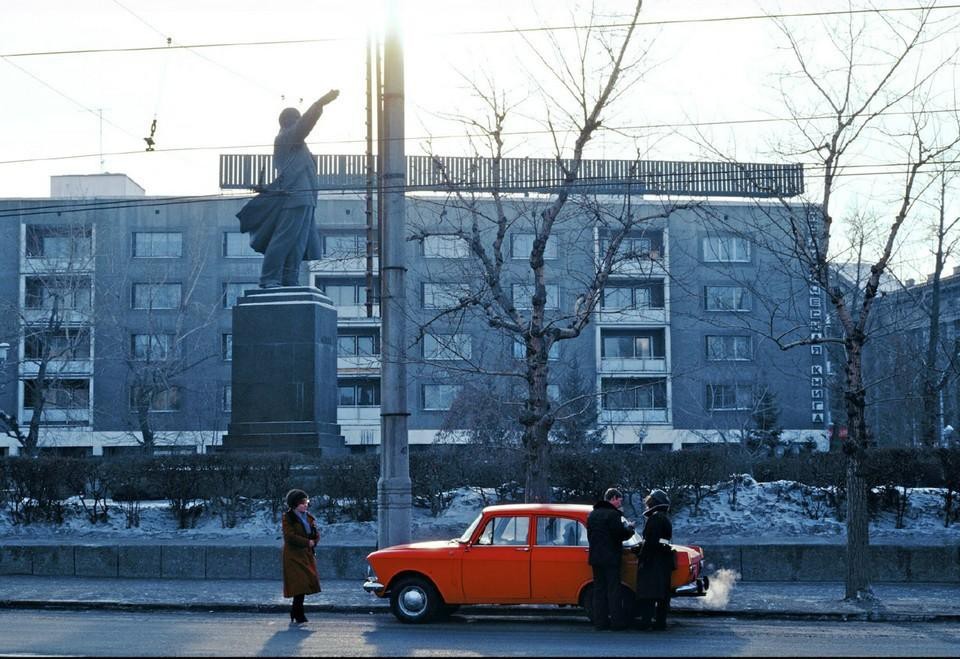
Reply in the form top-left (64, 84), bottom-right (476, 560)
top-left (1, 576), bottom-right (959, 622)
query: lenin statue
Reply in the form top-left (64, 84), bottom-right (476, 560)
top-left (242, 89), bottom-right (339, 288)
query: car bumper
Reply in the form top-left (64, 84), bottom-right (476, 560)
top-left (673, 576), bottom-right (709, 597)
top-left (363, 579), bottom-right (386, 595)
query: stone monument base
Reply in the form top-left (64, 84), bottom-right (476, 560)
top-left (220, 286), bottom-right (344, 455)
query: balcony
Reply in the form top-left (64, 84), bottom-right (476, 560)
top-left (220, 154), bottom-right (804, 198)
top-left (312, 256), bottom-right (379, 275)
top-left (600, 408), bottom-right (670, 425)
top-left (21, 407), bottom-right (91, 426)
top-left (609, 259), bottom-right (668, 278)
top-left (20, 359), bottom-right (93, 378)
top-left (597, 307), bottom-right (667, 325)
top-left (22, 309), bottom-right (92, 325)
top-left (337, 406), bottom-right (381, 424)
top-left (337, 355), bottom-right (381, 373)
top-left (599, 356), bottom-right (667, 374)
top-left (22, 257), bottom-right (94, 275)
top-left (335, 305), bottom-right (381, 321)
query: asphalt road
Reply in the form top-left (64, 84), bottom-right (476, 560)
top-left (1, 610), bottom-right (958, 657)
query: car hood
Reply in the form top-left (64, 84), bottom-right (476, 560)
top-left (375, 539), bottom-right (460, 553)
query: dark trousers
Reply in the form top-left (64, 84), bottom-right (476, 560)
top-left (291, 594), bottom-right (305, 621)
top-left (637, 598), bottom-right (669, 629)
top-left (260, 206), bottom-right (313, 287)
top-left (591, 564), bottom-right (624, 630)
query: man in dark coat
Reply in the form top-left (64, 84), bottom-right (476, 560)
top-left (635, 489), bottom-right (673, 631)
top-left (587, 487), bottom-right (635, 630)
top-left (257, 89), bottom-right (339, 288)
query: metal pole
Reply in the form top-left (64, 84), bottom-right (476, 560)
top-left (377, 0), bottom-right (411, 549)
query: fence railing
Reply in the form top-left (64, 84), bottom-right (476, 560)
top-left (219, 153), bottom-right (803, 198)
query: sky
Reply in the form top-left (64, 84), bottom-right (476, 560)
top-left (1, 0), bottom-right (958, 280)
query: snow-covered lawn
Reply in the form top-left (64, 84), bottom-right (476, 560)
top-left (2, 478), bottom-right (957, 546)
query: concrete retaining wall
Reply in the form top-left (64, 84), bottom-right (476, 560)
top-left (1, 544), bottom-right (957, 582)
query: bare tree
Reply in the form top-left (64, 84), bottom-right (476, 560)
top-left (0, 220), bottom-right (95, 456)
top-left (717, 4), bottom-right (960, 599)
top-left (96, 229), bottom-right (221, 454)
top-left (409, 1), bottom-right (697, 501)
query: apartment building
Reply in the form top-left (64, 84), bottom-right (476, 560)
top-left (0, 159), bottom-right (828, 455)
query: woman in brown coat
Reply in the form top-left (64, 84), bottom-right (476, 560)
top-left (282, 489), bottom-right (321, 623)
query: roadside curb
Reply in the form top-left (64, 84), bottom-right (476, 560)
top-left (2, 599), bottom-right (957, 623)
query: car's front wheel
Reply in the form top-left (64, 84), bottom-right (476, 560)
top-left (389, 576), bottom-right (442, 624)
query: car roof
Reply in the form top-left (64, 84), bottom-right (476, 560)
top-left (480, 503), bottom-right (593, 515)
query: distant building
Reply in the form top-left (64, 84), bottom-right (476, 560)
top-left (0, 161), bottom-right (829, 456)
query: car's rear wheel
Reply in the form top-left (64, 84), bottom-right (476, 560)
top-left (389, 576), bottom-right (442, 624)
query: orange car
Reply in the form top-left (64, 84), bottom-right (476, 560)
top-left (363, 503), bottom-right (709, 623)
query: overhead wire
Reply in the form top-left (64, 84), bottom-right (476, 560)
top-left (1, 106), bottom-right (959, 168)
top-left (3, 3), bottom-right (960, 59)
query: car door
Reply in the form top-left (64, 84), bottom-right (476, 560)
top-left (530, 515), bottom-right (591, 603)
top-left (461, 515), bottom-right (531, 602)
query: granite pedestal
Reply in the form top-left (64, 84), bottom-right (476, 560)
top-left (221, 286), bottom-right (344, 454)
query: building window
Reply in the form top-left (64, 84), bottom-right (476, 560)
top-left (25, 276), bottom-right (92, 310)
top-left (705, 335), bottom-right (752, 361)
top-left (130, 385), bottom-right (182, 412)
top-left (132, 283), bottom-right (181, 310)
top-left (511, 233), bottom-right (557, 259)
top-left (423, 235), bottom-right (470, 258)
top-left (512, 283), bottom-right (559, 310)
top-left (547, 384), bottom-right (560, 402)
top-left (704, 285), bottom-right (751, 312)
top-left (320, 282), bottom-right (375, 307)
top-left (702, 235), bottom-right (750, 263)
top-left (512, 338), bottom-right (560, 360)
top-left (706, 383), bottom-right (753, 411)
top-left (337, 333), bottom-right (379, 356)
top-left (222, 385), bottom-right (232, 413)
top-left (337, 379), bottom-right (380, 406)
top-left (422, 282), bottom-right (470, 309)
top-left (24, 328), bottom-right (90, 360)
top-left (223, 232), bottom-right (260, 258)
top-left (222, 334), bottom-right (233, 361)
top-left (423, 384), bottom-right (462, 411)
top-left (423, 334), bottom-right (472, 360)
top-left (600, 232), bottom-right (662, 259)
top-left (601, 378), bottom-right (666, 410)
top-left (223, 282), bottom-right (256, 308)
top-left (24, 378), bottom-right (90, 413)
top-left (133, 232), bottom-right (182, 258)
top-left (25, 224), bottom-right (92, 259)
top-left (131, 333), bottom-right (174, 360)
top-left (601, 281), bottom-right (664, 309)
top-left (323, 233), bottom-right (365, 258)
top-left (601, 333), bottom-right (658, 359)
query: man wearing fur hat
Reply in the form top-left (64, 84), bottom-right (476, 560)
top-left (635, 489), bottom-right (673, 631)
top-left (282, 489), bottom-right (321, 624)
top-left (586, 487), bottom-right (635, 630)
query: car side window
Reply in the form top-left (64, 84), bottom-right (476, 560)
top-left (536, 516), bottom-right (588, 546)
top-left (476, 516), bottom-right (529, 546)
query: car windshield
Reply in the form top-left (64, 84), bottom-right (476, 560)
top-left (458, 513), bottom-right (483, 543)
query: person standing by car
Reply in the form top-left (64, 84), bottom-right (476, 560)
top-left (587, 487), bottom-right (635, 631)
top-left (282, 489), bottom-right (321, 624)
top-left (635, 489), bottom-right (673, 631)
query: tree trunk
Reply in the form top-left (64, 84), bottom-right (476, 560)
top-left (136, 399), bottom-right (156, 455)
top-left (521, 353), bottom-right (553, 502)
top-left (843, 338), bottom-right (871, 599)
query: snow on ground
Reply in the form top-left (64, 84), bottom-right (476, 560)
top-left (1, 479), bottom-right (957, 546)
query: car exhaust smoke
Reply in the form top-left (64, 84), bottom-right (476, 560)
top-left (701, 568), bottom-right (740, 609)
